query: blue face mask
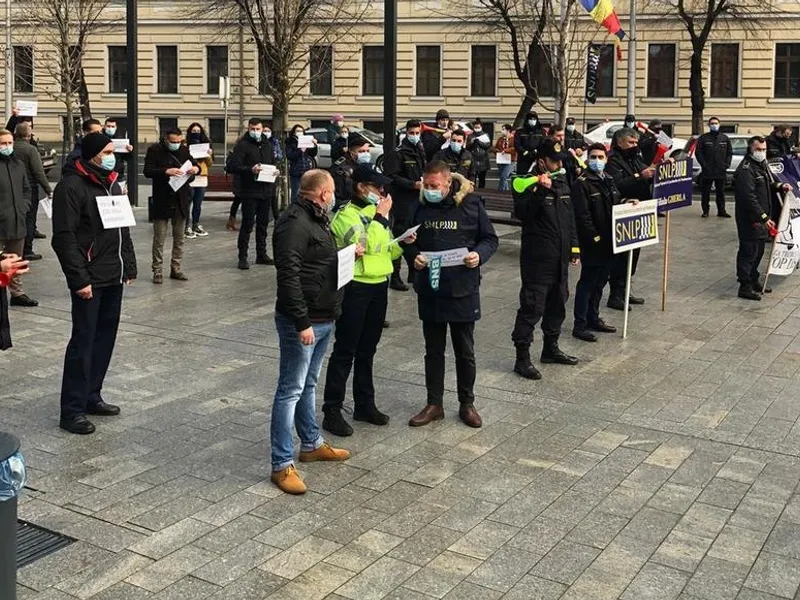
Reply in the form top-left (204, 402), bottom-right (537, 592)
top-left (100, 154), bottom-right (116, 171)
top-left (357, 151), bottom-right (372, 164)
top-left (365, 191), bottom-right (380, 205)
top-left (0, 146), bottom-right (13, 157)
top-left (450, 141), bottom-right (463, 154)
top-left (710, 124), bottom-right (719, 132)
top-left (588, 158), bottom-right (606, 173)
top-left (249, 130), bottom-right (262, 141)
top-left (407, 134), bottom-right (420, 145)
top-left (167, 142), bottom-right (181, 152)
top-left (423, 189), bottom-right (443, 203)
top-left (104, 127), bottom-right (117, 137)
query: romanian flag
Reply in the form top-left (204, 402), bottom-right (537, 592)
top-left (580, 0), bottom-right (626, 59)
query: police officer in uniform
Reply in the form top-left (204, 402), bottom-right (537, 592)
top-left (734, 135), bottom-right (790, 300)
top-left (403, 161), bottom-right (498, 428)
top-left (422, 109), bottom-right (452, 162)
top-left (433, 129), bottom-right (475, 180)
top-left (571, 143), bottom-right (621, 341)
top-left (697, 117), bottom-right (733, 218)
top-left (383, 119), bottom-right (426, 290)
top-left (511, 138), bottom-right (580, 380)
top-left (514, 111), bottom-right (546, 174)
top-left (564, 117), bottom-right (587, 153)
top-left (330, 133), bottom-right (371, 207)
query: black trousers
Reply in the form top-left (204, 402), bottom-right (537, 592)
top-left (323, 280), bottom-right (389, 412)
top-left (423, 321), bottom-right (475, 405)
top-left (60, 284), bottom-right (123, 421)
top-left (574, 261), bottom-right (612, 332)
top-left (24, 183), bottom-right (39, 255)
top-left (736, 239), bottom-right (766, 286)
top-left (512, 279), bottom-right (568, 345)
top-left (229, 198), bottom-right (241, 219)
top-left (391, 217), bottom-right (415, 278)
top-left (701, 177), bottom-right (727, 215)
top-left (474, 170), bottom-right (487, 189)
top-left (609, 249), bottom-right (640, 302)
top-left (238, 198), bottom-right (271, 260)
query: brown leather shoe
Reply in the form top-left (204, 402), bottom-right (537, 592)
top-left (459, 404), bottom-right (483, 428)
top-left (271, 465), bottom-right (307, 495)
top-left (298, 442), bottom-right (350, 463)
top-left (408, 404), bottom-right (444, 427)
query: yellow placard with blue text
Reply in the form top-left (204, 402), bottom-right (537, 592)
top-left (612, 200), bottom-right (660, 254)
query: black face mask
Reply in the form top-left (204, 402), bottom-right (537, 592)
top-left (623, 146), bottom-right (639, 158)
top-left (652, 128), bottom-right (662, 135)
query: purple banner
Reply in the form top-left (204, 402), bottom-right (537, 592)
top-left (768, 156), bottom-right (800, 195)
top-left (653, 158), bottom-right (693, 212)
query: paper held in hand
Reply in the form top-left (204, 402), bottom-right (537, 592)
top-left (656, 131), bottom-right (673, 149)
top-left (112, 139), bottom-right (130, 153)
top-left (390, 224), bottom-right (420, 245)
top-left (189, 143), bottom-right (211, 159)
top-left (422, 247), bottom-right (469, 267)
top-left (337, 244), bottom-right (356, 289)
top-left (189, 175), bottom-right (208, 188)
top-left (168, 160), bottom-right (193, 191)
top-left (298, 135), bottom-right (315, 149)
top-left (256, 164), bottom-right (279, 183)
top-left (15, 100), bottom-right (37, 117)
top-left (477, 133), bottom-right (491, 144)
top-left (39, 197), bottom-right (53, 219)
top-left (496, 152), bottom-right (512, 165)
top-left (96, 195), bottom-right (136, 229)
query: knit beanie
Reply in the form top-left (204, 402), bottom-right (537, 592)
top-left (81, 132), bottom-right (113, 160)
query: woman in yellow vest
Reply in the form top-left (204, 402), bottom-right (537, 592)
top-left (321, 165), bottom-right (415, 437)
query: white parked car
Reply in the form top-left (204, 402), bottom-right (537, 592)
top-left (305, 126), bottom-right (384, 170)
top-left (584, 121), bottom-right (688, 158)
top-left (690, 133), bottom-right (749, 187)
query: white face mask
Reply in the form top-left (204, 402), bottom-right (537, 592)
top-left (567, 125), bottom-right (576, 133)
top-left (751, 150), bottom-right (767, 163)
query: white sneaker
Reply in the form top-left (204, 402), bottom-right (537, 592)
top-left (184, 228), bottom-right (196, 239)
top-left (193, 224), bottom-right (209, 237)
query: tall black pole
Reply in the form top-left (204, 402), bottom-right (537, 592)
top-left (382, 0), bottom-right (397, 151)
top-left (126, 0), bottom-right (138, 205)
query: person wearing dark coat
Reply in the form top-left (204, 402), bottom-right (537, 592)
top-left (571, 143), bottom-right (622, 342)
top-left (637, 119), bottom-right (662, 167)
top-left (0, 129), bottom-right (34, 306)
top-left (421, 108), bottom-right (452, 162)
top-left (403, 162), bottom-right (498, 429)
top-left (514, 111), bottom-right (547, 174)
top-left (767, 125), bottom-right (793, 160)
top-left (13, 122), bottom-right (51, 261)
top-left (286, 124), bottom-right (319, 204)
top-left (144, 128), bottom-right (197, 283)
top-left (696, 117), bottom-right (733, 218)
top-left (734, 136), bottom-right (790, 300)
top-left (103, 117), bottom-right (134, 181)
top-left (65, 119), bottom-right (103, 173)
top-left (433, 130), bottom-right (476, 180)
top-left (382, 119), bottom-right (427, 290)
top-left (564, 117), bottom-right (587, 153)
top-left (51, 132), bottom-right (137, 435)
top-left (605, 128), bottom-right (653, 310)
top-left (0, 253), bottom-right (29, 350)
top-left (330, 125), bottom-right (349, 164)
top-left (466, 118), bottom-right (491, 188)
top-left (511, 138), bottom-right (580, 381)
top-left (330, 133), bottom-right (370, 207)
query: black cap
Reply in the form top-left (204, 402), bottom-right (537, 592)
top-left (81, 132), bottom-right (113, 160)
top-left (566, 117), bottom-right (576, 125)
top-left (526, 111), bottom-right (539, 120)
top-left (538, 138), bottom-right (568, 162)
top-left (353, 164), bottom-right (393, 188)
top-left (625, 114), bottom-right (636, 123)
top-left (435, 109), bottom-right (450, 121)
top-left (347, 132), bottom-right (370, 149)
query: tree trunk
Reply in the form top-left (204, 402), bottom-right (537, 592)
top-left (514, 91), bottom-right (537, 129)
top-left (78, 67), bottom-right (92, 120)
top-left (689, 46), bottom-right (705, 136)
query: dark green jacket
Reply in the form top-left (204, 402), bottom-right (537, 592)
top-left (0, 154), bottom-right (31, 240)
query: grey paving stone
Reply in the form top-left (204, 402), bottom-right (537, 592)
top-left (150, 576), bottom-right (221, 600)
top-left (254, 510), bottom-right (328, 550)
top-left (683, 556), bottom-right (750, 600)
top-left (620, 562), bottom-right (691, 600)
top-left (260, 535), bottom-right (342, 580)
top-left (652, 530), bottom-right (715, 573)
top-left (696, 478), bottom-right (750, 510)
top-left (128, 518), bottom-right (216, 560)
top-left (17, 541), bottom-right (115, 591)
top-left (388, 524), bottom-right (464, 567)
top-left (313, 508), bottom-right (389, 545)
top-left (192, 539), bottom-right (281, 586)
top-left (54, 550), bottom-right (153, 599)
top-left (324, 529), bottom-right (404, 573)
top-left (674, 502), bottom-right (733, 540)
top-left (193, 514), bottom-right (274, 554)
top-left (647, 483), bottom-right (703, 515)
top-left (708, 525), bottom-right (768, 567)
top-left (125, 545), bottom-right (217, 593)
top-left (333, 556), bottom-right (420, 600)
top-left (447, 520), bottom-right (520, 560)
top-left (744, 552), bottom-right (800, 599)
top-left (403, 550), bottom-right (483, 598)
top-left (530, 540), bottom-right (602, 586)
top-left (207, 569), bottom-right (288, 600)
top-left (502, 575), bottom-right (567, 600)
top-left (567, 510), bottom-right (630, 549)
top-left (264, 562), bottom-right (354, 600)
top-left (83, 582), bottom-right (153, 600)
top-left (465, 545), bottom-right (541, 592)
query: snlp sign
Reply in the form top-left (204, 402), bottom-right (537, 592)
top-left (612, 199), bottom-right (660, 254)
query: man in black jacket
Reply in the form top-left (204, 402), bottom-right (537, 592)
top-left (14, 122), bottom-right (52, 262)
top-left (734, 136), bottom-right (790, 300)
top-left (330, 133), bottom-right (371, 207)
top-left (270, 169), bottom-right (350, 495)
top-left (571, 143), bottom-right (621, 342)
top-left (466, 118), bottom-right (491, 188)
top-left (421, 108), bottom-right (452, 162)
top-left (564, 117), bottom-right (587, 153)
top-left (52, 132), bottom-right (137, 435)
top-left (767, 124), bottom-right (793, 160)
top-left (511, 138), bottom-right (580, 380)
top-left (404, 162), bottom-right (498, 429)
top-left (697, 117), bottom-right (733, 218)
top-left (144, 128), bottom-right (198, 283)
top-left (514, 111), bottom-right (547, 174)
top-left (383, 119), bottom-right (426, 290)
top-left (606, 128), bottom-right (653, 309)
top-left (103, 118), bottom-right (134, 182)
top-left (0, 129), bottom-right (34, 307)
top-left (433, 130), bottom-right (475, 180)
top-left (226, 118), bottom-right (279, 270)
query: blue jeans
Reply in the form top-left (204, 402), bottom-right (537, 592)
top-left (498, 164), bottom-right (515, 191)
top-left (186, 187), bottom-right (206, 227)
top-left (271, 313), bottom-right (332, 471)
top-left (290, 176), bottom-right (301, 204)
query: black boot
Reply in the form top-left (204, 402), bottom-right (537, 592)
top-left (322, 409), bottom-right (354, 437)
top-left (353, 405), bottom-right (390, 426)
top-left (390, 273), bottom-right (409, 291)
top-left (738, 285), bottom-right (761, 301)
top-left (541, 337), bottom-right (579, 365)
top-left (513, 343), bottom-right (542, 380)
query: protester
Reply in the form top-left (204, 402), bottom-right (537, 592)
top-left (767, 124), bottom-right (793, 160)
top-left (0, 253), bottom-right (29, 350)
top-left (271, 169), bottom-right (350, 495)
top-left (422, 109), bottom-right (452, 162)
top-left (733, 136), bottom-right (790, 300)
top-left (433, 129), bottom-right (475, 180)
top-left (606, 128), bottom-right (652, 310)
top-left (383, 119), bottom-right (426, 290)
top-left (52, 132), bottom-right (137, 435)
top-left (697, 117), bottom-right (733, 218)
top-left (286, 124), bottom-right (319, 205)
top-left (571, 143), bottom-right (620, 342)
top-left (322, 166), bottom-right (412, 437)
top-left (331, 125), bottom-right (349, 164)
top-left (226, 118), bottom-right (279, 270)
top-left (515, 111), bottom-right (547, 173)
top-left (144, 128), bottom-right (197, 283)
top-left (564, 117), bottom-right (587, 154)
top-left (13, 122), bottom-right (52, 261)
top-left (0, 129), bottom-right (35, 307)
top-left (550, 126), bottom-right (581, 186)
top-left (185, 122), bottom-right (213, 238)
top-left (466, 118), bottom-right (490, 189)
top-left (511, 138), bottom-right (579, 380)
top-left (403, 161), bottom-right (498, 428)
top-left (103, 118), bottom-right (134, 183)
top-left (330, 133), bottom-right (370, 207)
top-left (494, 124), bottom-right (516, 192)
top-left (638, 119), bottom-right (662, 166)
top-left (624, 114), bottom-right (636, 130)
top-left (326, 113), bottom-right (345, 147)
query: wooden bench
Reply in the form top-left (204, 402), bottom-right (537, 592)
top-left (204, 173), bottom-right (234, 200)
top-left (479, 189), bottom-right (520, 226)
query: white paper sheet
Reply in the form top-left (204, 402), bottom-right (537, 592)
top-left (256, 164), bottom-right (279, 183)
top-left (168, 160), bottom-right (193, 191)
top-left (390, 224), bottom-right (420, 245)
top-left (657, 131), bottom-right (673, 149)
top-left (298, 135), bottom-right (315, 149)
top-left (476, 133), bottom-right (490, 144)
top-left (337, 244), bottom-right (356, 289)
top-left (189, 175), bottom-right (208, 188)
top-left (112, 138), bottom-right (130, 153)
top-left (422, 247), bottom-right (469, 268)
top-left (39, 197), bottom-right (52, 219)
top-left (496, 152), bottom-right (512, 165)
top-left (189, 143), bottom-right (211, 159)
top-left (96, 195), bottom-right (136, 229)
top-left (15, 100), bottom-right (37, 117)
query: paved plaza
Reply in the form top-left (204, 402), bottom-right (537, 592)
top-left (5, 195), bottom-right (800, 600)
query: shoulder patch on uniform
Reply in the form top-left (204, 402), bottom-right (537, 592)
top-left (742, 161), bottom-right (750, 169)
top-left (334, 157), bottom-right (346, 166)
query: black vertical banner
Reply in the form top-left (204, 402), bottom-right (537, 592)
top-left (586, 46), bottom-right (600, 104)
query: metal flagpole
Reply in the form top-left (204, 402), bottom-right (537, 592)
top-left (622, 250), bottom-right (633, 338)
top-left (626, 0), bottom-right (636, 116)
top-left (661, 211), bottom-right (670, 311)
top-left (126, 0), bottom-right (138, 205)
top-left (5, 0), bottom-right (12, 119)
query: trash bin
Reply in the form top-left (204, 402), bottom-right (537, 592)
top-left (0, 432), bottom-right (25, 600)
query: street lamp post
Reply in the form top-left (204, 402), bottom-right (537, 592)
top-left (126, 0), bottom-right (138, 205)
top-left (382, 0), bottom-right (397, 153)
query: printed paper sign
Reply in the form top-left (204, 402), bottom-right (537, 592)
top-left (96, 195), bottom-right (136, 229)
top-left (189, 143), bottom-right (211, 159)
top-left (422, 247), bottom-right (469, 267)
top-left (657, 130), bottom-right (673, 149)
top-left (496, 152), bottom-right (512, 165)
top-left (768, 191), bottom-right (800, 277)
top-left (298, 135), bottom-right (315, 149)
top-left (15, 100), bottom-right (37, 116)
top-left (390, 224), bottom-right (420, 245)
top-left (477, 133), bottom-right (490, 144)
top-left (112, 138), bottom-right (130, 153)
top-left (39, 197), bottom-right (52, 219)
top-left (256, 164), bottom-right (279, 183)
top-left (653, 158), bottom-right (693, 212)
top-left (337, 244), bottom-right (356, 289)
top-left (168, 160), bottom-right (193, 191)
top-left (189, 175), bottom-right (208, 188)
top-left (612, 200), bottom-right (659, 254)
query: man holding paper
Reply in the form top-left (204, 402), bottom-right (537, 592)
top-left (144, 128), bottom-right (198, 284)
top-left (403, 162), bottom-right (498, 429)
top-left (104, 118), bottom-right (134, 182)
top-left (321, 165), bottom-right (411, 437)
